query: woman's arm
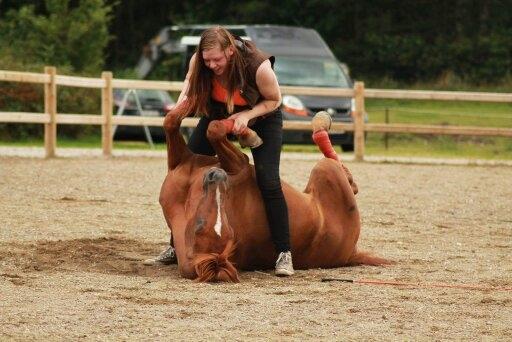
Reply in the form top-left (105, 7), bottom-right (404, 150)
top-left (230, 59), bottom-right (282, 133)
top-left (251, 59), bottom-right (282, 116)
top-left (175, 53), bottom-right (197, 105)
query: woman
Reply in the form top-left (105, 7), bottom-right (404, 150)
top-left (147, 26), bottom-right (294, 276)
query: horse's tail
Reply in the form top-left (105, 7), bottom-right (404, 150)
top-left (346, 249), bottom-right (393, 266)
top-left (193, 240), bottom-right (240, 283)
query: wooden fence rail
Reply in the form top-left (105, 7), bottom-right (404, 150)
top-left (1, 67), bottom-right (512, 160)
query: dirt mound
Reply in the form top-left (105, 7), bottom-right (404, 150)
top-left (0, 237), bottom-right (175, 277)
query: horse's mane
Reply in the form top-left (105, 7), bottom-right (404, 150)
top-left (193, 240), bottom-right (240, 283)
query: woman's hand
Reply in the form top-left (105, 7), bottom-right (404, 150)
top-left (228, 111), bottom-right (250, 135)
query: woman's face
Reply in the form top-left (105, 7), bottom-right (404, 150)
top-left (202, 44), bottom-right (233, 76)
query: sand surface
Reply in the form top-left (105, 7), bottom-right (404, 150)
top-left (1, 155), bottom-right (511, 340)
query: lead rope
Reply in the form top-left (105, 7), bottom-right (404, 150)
top-left (321, 278), bottom-right (512, 292)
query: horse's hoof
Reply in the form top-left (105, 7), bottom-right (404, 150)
top-left (312, 111), bottom-right (332, 132)
top-left (207, 120), bottom-right (230, 141)
top-left (239, 129), bottom-right (263, 148)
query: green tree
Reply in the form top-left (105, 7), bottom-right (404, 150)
top-left (0, 0), bottom-right (113, 74)
top-left (0, 0), bottom-right (114, 140)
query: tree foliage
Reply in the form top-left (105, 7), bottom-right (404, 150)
top-left (0, 0), bottom-right (113, 139)
top-left (1, 0), bottom-right (511, 141)
top-left (0, 0), bottom-right (113, 74)
top-left (1, 0), bottom-right (512, 84)
top-left (101, 0), bottom-right (512, 85)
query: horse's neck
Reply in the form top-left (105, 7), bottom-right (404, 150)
top-left (225, 163), bottom-right (253, 188)
top-left (213, 140), bottom-right (250, 175)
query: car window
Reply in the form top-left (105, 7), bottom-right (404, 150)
top-left (250, 27), bottom-right (325, 49)
top-left (274, 56), bottom-right (350, 88)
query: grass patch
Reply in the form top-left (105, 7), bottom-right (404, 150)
top-left (2, 133), bottom-right (512, 160)
top-left (0, 136), bottom-right (167, 150)
top-left (365, 133), bottom-right (512, 160)
top-left (113, 140), bottom-right (166, 150)
top-left (1, 135), bottom-right (511, 160)
top-left (366, 98), bottom-right (512, 128)
top-left (0, 135), bottom-right (102, 148)
top-left (361, 98), bottom-right (512, 159)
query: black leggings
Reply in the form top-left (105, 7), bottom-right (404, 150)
top-left (187, 111), bottom-right (291, 253)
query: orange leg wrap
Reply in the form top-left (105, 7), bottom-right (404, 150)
top-left (221, 119), bottom-right (235, 133)
top-left (312, 129), bottom-right (339, 161)
top-left (221, 119), bottom-right (249, 135)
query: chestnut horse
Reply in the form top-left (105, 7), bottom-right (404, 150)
top-left (159, 108), bottom-right (389, 282)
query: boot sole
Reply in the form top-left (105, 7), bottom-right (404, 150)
top-left (275, 269), bottom-right (294, 277)
top-left (143, 258), bottom-right (176, 266)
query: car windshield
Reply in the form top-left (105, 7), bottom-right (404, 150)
top-left (274, 56), bottom-right (350, 88)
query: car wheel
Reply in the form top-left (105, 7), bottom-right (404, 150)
top-left (340, 143), bottom-right (354, 152)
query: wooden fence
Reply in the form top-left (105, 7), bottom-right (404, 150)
top-left (1, 66), bottom-right (512, 160)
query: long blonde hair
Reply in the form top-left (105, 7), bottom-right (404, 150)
top-left (186, 26), bottom-right (246, 116)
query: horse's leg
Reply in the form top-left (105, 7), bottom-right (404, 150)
top-left (155, 103), bottom-right (193, 269)
top-left (299, 157), bottom-right (361, 268)
top-left (307, 160), bottom-right (391, 266)
top-left (162, 102), bottom-right (192, 170)
top-left (308, 114), bottom-right (390, 266)
top-left (205, 120), bottom-right (250, 175)
top-left (311, 111), bottom-right (358, 194)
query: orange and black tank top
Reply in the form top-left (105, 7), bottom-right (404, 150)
top-left (211, 78), bottom-right (248, 106)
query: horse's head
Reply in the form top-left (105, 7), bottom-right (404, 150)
top-left (184, 167), bottom-right (240, 283)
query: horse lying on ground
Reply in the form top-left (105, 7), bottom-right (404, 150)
top-left (159, 107), bottom-right (390, 282)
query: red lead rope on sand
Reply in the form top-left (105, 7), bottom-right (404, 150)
top-left (321, 278), bottom-right (512, 292)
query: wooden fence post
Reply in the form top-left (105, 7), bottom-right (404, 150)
top-left (354, 81), bottom-right (365, 161)
top-left (101, 71), bottom-right (113, 156)
top-left (44, 66), bottom-right (57, 158)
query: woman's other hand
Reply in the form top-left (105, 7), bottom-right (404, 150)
top-left (228, 112), bottom-right (250, 134)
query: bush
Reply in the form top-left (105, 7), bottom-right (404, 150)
top-left (0, 0), bottom-right (114, 140)
top-left (0, 0), bottom-right (113, 74)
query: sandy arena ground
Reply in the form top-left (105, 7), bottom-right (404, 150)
top-left (1, 154), bottom-right (511, 340)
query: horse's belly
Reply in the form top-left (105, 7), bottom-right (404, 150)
top-left (233, 229), bottom-right (277, 270)
top-left (293, 225), bottom-right (357, 269)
